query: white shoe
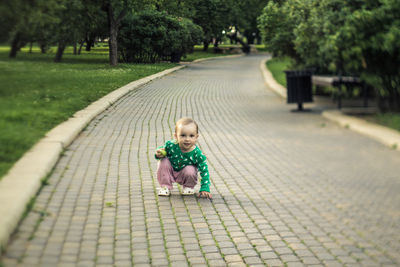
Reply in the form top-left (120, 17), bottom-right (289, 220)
top-left (158, 187), bottom-right (170, 196)
top-left (182, 187), bottom-right (195, 195)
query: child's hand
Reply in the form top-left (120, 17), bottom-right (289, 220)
top-left (198, 191), bottom-right (212, 199)
top-left (156, 149), bottom-right (167, 158)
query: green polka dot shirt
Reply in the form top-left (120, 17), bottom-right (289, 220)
top-left (156, 140), bottom-right (210, 192)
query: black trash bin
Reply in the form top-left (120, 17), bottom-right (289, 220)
top-left (284, 70), bottom-right (313, 111)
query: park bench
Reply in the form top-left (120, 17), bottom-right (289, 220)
top-left (312, 75), bottom-right (369, 109)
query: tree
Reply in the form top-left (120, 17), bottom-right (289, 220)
top-left (153, 0), bottom-right (196, 18)
top-left (258, 0), bottom-right (400, 111)
top-left (80, 1), bottom-right (108, 53)
top-left (192, 0), bottom-right (243, 51)
top-left (350, 0), bottom-right (400, 111)
top-left (100, 0), bottom-right (135, 66)
top-left (257, 0), bottom-right (301, 61)
top-left (54, 0), bottom-right (85, 62)
top-left (192, 0), bottom-right (220, 50)
top-left (1, 0), bottom-right (61, 58)
top-left (236, 0), bottom-right (266, 45)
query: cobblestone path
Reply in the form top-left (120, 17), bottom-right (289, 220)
top-left (2, 55), bottom-right (400, 267)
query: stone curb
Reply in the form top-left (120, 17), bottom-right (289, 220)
top-left (0, 53), bottom-right (245, 252)
top-left (260, 58), bottom-right (287, 98)
top-left (322, 110), bottom-right (400, 150)
top-left (260, 57), bottom-right (400, 152)
top-left (0, 65), bottom-right (185, 251)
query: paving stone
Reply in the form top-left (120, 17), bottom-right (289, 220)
top-left (265, 259), bottom-right (285, 266)
top-left (3, 54), bottom-right (400, 267)
top-left (114, 260), bottom-right (132, 267)
top-left (301, 256), bottom-right (321, 265)
top-left (149, 258), bottom-right (167, 266)
top-left (76, 260), bottom-right (96, 267)
top-left (207, 259), bottom-right (227, 267)
top-left (239, 249), bottom-right (258, 257)
top-left (218, 241), bottom-right (236, 248)
top-left (132, 255), bottom-right (151, 264)
top-left (170, 260), bottom-right (189, 267)
top-left (224, 254), bottom-right (243, 263)
top-left (227, 262), bottom-right (247, 267)
top-left (244, 256), bottom-right (264, 265)
top-left (236, 243), bottom-right (253, 250)
top-left (286, 262), bottom-right (306, 267)
top-left (275, 247), bottom-right (293, 255)
top-left (220, 247), bottom-right (240, 256)
top-left (260, 251), bottom-right (279, 260)
top-left (281, 254), bottom-right (300, 263)
top-left (188, 256), bottom-right (207, 265)
top-left (202, 245), bottom-right (220, 253)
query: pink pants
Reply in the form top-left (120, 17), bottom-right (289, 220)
top-left (157, 158), bottom-right (198, 190)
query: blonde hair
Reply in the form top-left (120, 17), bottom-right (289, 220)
top-left (175, 117), bottom-right (198, 134)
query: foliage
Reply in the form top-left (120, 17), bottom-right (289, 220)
top-left (350, 0), bottom-right (400, 111)
top-left (257, 1), bottom-right (300, 61)
top-left (151, 0), bottom-right (196, 19)
top-left (1, 0), bottom-right (262, 64)
top-left (118, 10), bottom-right (203, 63)
top-left (258, 0), bottom-right (400, 111)
top-left (191, 0), bottom-right (222, 46)
top-left (53, 0), bottom-right (85, 62)
top-left (1, 0), bottom-right (63, 57)
top-left (237, 0), bottom-right (268, 44)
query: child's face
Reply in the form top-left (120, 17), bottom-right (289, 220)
top-left (174, 123), bottom-right (198, 152)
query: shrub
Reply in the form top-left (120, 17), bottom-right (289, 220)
top-left (119, 10), bottom-right (203, 63)
top-left (258, 0), bottom-right (400, 111)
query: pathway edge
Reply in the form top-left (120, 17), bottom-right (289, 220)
top-left (0, 64), bottom-right (185, 251)
top-left (0, 53), bottom-right (246, 252)
top-left (260, 58), bottom-right (400, 152)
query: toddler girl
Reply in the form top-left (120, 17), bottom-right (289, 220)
top-left (155, 117), bottom-right (212, 199)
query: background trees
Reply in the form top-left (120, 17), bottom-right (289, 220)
top-left (1, 0), bottom-right (264, 64)
top-left (2, 0), bottom-right (62, 58)
top-left (258, 0), bottom-right (400, 111)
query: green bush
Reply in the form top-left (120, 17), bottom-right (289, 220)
top-left (258, 0), bottom-right (400, 111)
top-left (119, 10), bottom-right (203, 63)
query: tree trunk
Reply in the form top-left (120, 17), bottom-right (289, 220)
top-left (85, 37), bottom-right (95, 51)
top-left (203, 40), bottom-right (209, 51)
top-left (102, 1), bottom-right (127, 66)
top-left (109, 27), bottom-right (118, 66)
top-left (231, 32), bottom-right (250, 54)
top-left (247, 35), bottom-right (255, 45)
top-left (78, 41), bottom-right (84, 55)
top-left (29, 42), bottom-right (33, 53)
top-left (104, 3), bottom-right (121, 66)
top-left (9, 33), bottom-right (20, 58)
top-left (54, 42), bottom-right (66, 62)
top-left (73, 42), bottom-right (77, 55)
top-left (38, 41), bottom-right (47, 54)
top-left (213, 38), bottom-right (220, 48)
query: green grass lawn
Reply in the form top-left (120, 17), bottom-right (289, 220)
top-left (0, 45), bottom-right (178, 179)
top-left (266, 56), bottom-right (291, 87)
top-left (369, 113), bottom-right (400, 132)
